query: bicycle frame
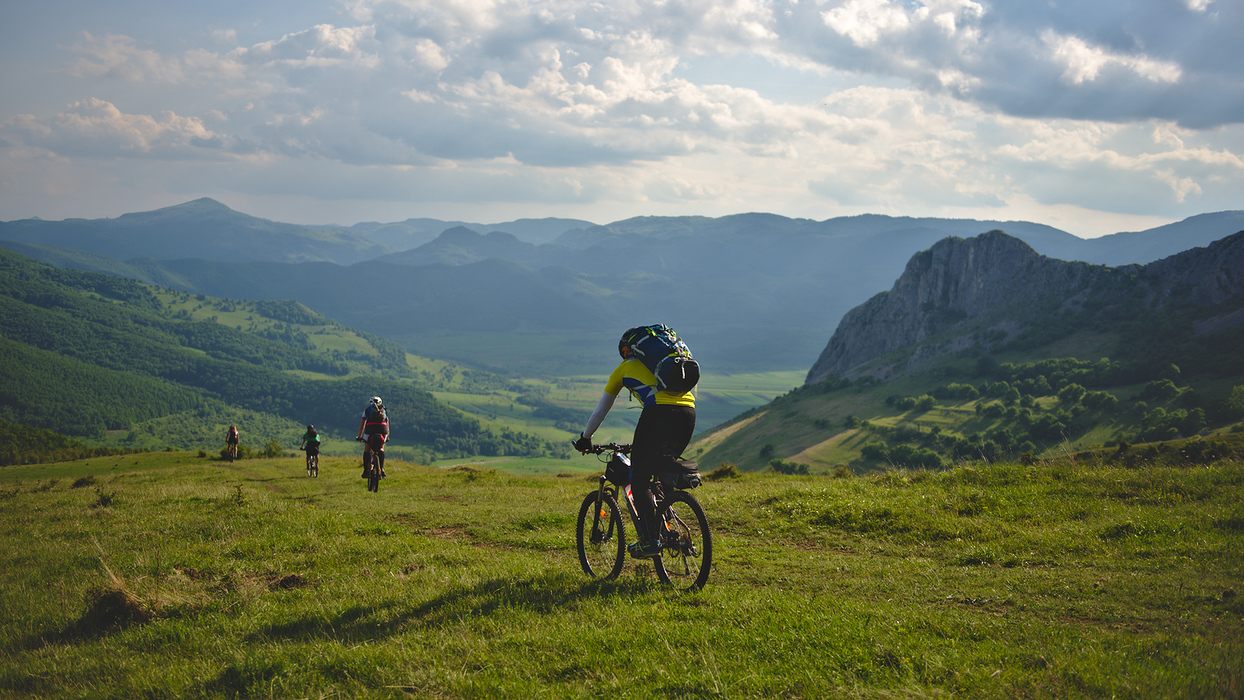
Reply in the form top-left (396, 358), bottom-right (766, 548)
top-left (358, 435), bottom-right (385, 492)
top-left (590, 473), bottom-right (660, 541)
top-left (578, 443), bottom-right (711, 590)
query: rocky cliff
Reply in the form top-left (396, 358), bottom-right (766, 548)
top-left (805, 229), bottom-right (1244, 385)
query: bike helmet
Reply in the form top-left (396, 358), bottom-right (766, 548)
top-left (618, 327), bottom-right (643, 358)
top-left (371, 396), bottom-right (382, 405)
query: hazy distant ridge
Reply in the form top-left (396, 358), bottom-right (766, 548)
top-left (4, 199), bottom-right (1243, 374)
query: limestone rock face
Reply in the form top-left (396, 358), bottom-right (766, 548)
top-left (804, 229), bottom-right (1244, 386)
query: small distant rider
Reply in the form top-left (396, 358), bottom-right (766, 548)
top-left (357, 396), bottom-right (389, 478)
top-left (574, 327), bottom-right (696, 559)
top-left (225, 425), bottom-right (240, 459)
top-left (300, 425), bottom-right (320, 466)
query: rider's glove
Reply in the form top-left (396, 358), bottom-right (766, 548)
top-left (572, 433), bottom-right (592, 453)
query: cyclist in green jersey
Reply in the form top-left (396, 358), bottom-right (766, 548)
top-left (300, 425), bottom-right (320, 467)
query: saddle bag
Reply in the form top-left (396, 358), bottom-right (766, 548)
top-left (658, 458), bottom-right (701, 490)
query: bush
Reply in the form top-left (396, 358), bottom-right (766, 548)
top-left (1140, 379), bottom-right (1180, 402)
top-left (1057, 383), bottom-right (1087, 404)
top-left (261, 439), bottom-right (284, 458)
top-left (769, 459), bottom-right (810, 475)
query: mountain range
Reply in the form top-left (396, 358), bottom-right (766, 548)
top-left (4, 199), bottom-right (1243, 376)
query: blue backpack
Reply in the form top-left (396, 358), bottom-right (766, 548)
top-left (623, 324), bottom-right (700, 393)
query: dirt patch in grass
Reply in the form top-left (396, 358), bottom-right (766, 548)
top-left (267, 573), bottom-right (315, 590)
top-left (426, 526), bottom-right (467, 540)
top-left (76, 586), bottom-right (153, 633)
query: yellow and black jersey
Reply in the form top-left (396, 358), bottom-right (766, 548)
top-left (604, 358), bottom-right (695, 408)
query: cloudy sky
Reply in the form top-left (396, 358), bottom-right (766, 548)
top-left (1, 0), bottom-right (1241, 237)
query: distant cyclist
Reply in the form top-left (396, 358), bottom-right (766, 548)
top-left (300, 425), bottom-right (320, 468)
top-left (357, 396), bottom-right (389, 478)
top-left (225, 425), bottom-right (240, 461)
top-left (574, 327), bottom-right (696, 559)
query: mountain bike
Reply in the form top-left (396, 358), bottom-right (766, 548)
top-left (576, 443), bottom-right (712, 591)
top-left (357, 435), bottom-right (384, 492)
top-left (302, 446), bottom-right (318, 477)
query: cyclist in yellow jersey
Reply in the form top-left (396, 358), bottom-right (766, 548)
top-left (574, 327), bottom-right (696, 558)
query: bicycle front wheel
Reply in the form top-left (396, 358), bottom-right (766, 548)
top-left (653, 490), bottom-right (712, 591)
top-left (576, 492), bottom-right (625, 580)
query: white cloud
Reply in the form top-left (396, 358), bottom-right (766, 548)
top-left (1042, 31), bottom-right (1181, 85)
top-left (66, 33), bottom-right (188, 84)
top-left (2, 0), bottom-right (1241, 232)
top-left (0, 98), bottom-right (235, 159)
top-left (241, 24), bottom-right (379, 68)
top-left (65, 32), bottom-right (246, 85)
top-left (822, 0), bottom-right (913, 46)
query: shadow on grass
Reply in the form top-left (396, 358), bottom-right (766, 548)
top-left (251, 571), bottom-right (662, 644)
top-left (13, 586), bottom-right (154, 651)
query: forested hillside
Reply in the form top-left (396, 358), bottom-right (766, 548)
top-left (0, 248), bottom-right (560, 461)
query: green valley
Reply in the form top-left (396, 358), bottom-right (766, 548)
top-left (0, 245), bottom-right (798, 469)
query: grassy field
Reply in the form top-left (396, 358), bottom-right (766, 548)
top-left (2, 451), bottom-right (1241, 698)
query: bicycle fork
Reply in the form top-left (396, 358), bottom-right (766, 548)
top-left (590, 476), bottom-right (619, 545)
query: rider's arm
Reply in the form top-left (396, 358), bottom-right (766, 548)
top-left (357, 415), bottom-right (366, 439)
top-left (581, 392), bottom-right (617, 440)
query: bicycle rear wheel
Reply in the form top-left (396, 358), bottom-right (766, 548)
top-left (653, 490), bottom-right (711, 591)
top-left (576, 492), bottom-right (625, 580)
top-left (365, 454), bottom-right (379, 492)
top-left (308, 455), bottom-right (318, 477)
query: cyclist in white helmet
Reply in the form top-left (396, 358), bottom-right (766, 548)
top-left (357, 396), bottom-right (389, 477)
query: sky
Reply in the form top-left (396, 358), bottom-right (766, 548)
top-left (1, 0), bottom-right (1241, 238)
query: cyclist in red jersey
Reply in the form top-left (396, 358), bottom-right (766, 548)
top-left (357, 396), bottom-right (389, 477)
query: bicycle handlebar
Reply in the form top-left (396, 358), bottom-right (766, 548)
top-left (588, 442), bottom-right (631, 455)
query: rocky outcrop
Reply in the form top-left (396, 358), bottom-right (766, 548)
top-left (1143, 231), bottom-right (1244, 307)
top-left (804, 229), bottom-right (1244, 385)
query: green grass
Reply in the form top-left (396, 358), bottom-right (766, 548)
top-left (2, 451), bottom-right (1241, 698)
